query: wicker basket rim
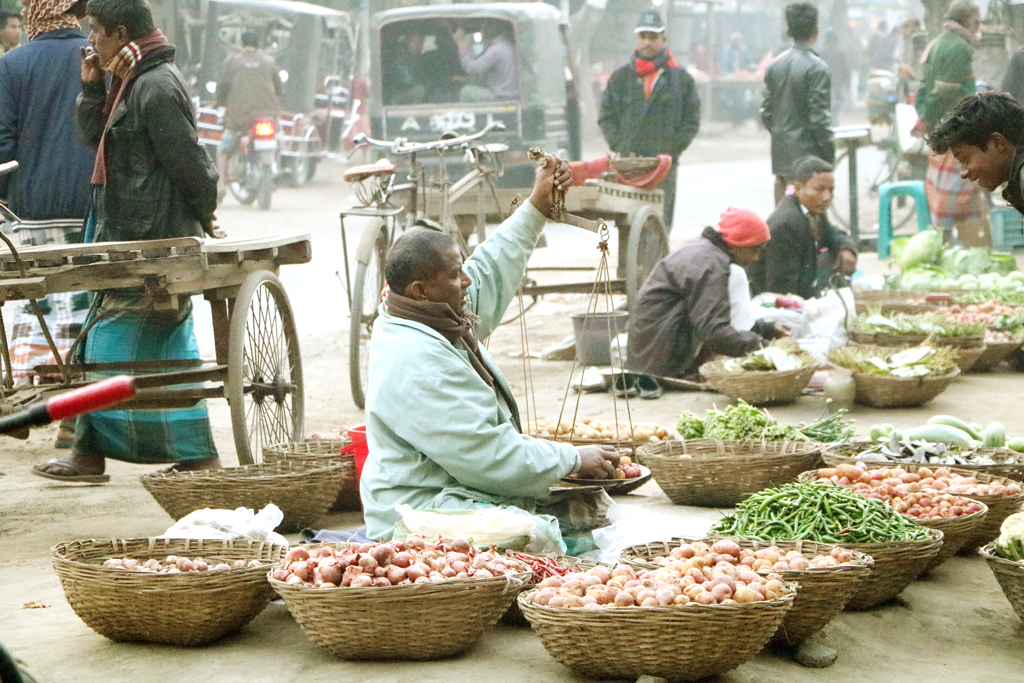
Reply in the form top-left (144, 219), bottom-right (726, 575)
top-left (792, 476), bottom-right (990, 520)
top-left (820, 443), bottom-right (1024, 469)
top-left (707, 525), bottom-right (944, 547)
top-left (978, 543), bottom-right (1024, 569)
top-left (517, 583), bottom-right (798, 613)
top-left (638, 438), bottom-right (823, 457)
top-left (699, 353), bottom-right (820, 376)
top-left (139, 461), bottom-right (344, 482)
top-left (269, 570), bottom-right (533, 597)
top-left (809, 457), bottom-right (1024, 489)
top-left (847, 366), bottom-right (961, 381)
top-left (618, 538), bottom-right (876, 572)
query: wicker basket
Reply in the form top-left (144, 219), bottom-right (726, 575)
top-left (270, 565), bottom-right (531, 660)
top-left (848, 367), bottom-right (959, 408)
top-left (794, 471), bottom-right (986, 572)
top-left (637, 439), bottom-right (823, 508)
top-left (980, 543), bottom-right (1024, 621)
top-left (838, 528), bottom-right (944, 610)
top-left (51, 537), bottom-right (285, 645)
top-left (140, 460), bottom-right (347, 532)
top-left (619, 538), bottom-right (872, 646)
top-left (820, 443), bottom-right (1024, 485)
top-left (854, 290), bottom-right (938, 316)
top-left (500, 555), bottom-right (597, 626)
top-left (870, 334), bottom-right (986, 372)
top-left (971, 339), bottom-right (1023, 372)
top-left (517, 585), bottom-right (796, 681)
top-left (699, 356), bottom-right (818, 406)
top-left (262, 439), bottom-right (358, 511)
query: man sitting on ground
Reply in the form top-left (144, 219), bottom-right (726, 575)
top-left (361, 155), bottom-right (618, 553)
top-left (749, 155), bottom-right (857, 299)
top-left (928, 91), bottom-right (1024, 212)
top-left (626, 208), bottom-right (787, 384)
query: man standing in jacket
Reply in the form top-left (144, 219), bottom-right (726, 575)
top-left (0, 0), bottom-right (94, 444)
top-left (599, 9), bottom-right (700, 234)
top-left (749, 155), bottom-right (857, 299)
top-left (33, 0), bottom-right (221, 482)
top-left (916, 1), bottom-right (983, 233)
top-left (762, 2), bottom-right (834, 205)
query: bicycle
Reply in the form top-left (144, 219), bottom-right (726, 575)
top-left (340, 122), bottom-right (507, 408)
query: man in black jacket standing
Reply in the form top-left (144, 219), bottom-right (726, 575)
top-left (599, 9), bottom-right (700, 234)
top-left (762, 3), bottom-right (834, 205)
top-left (749, 156), bottom-right (857, 300)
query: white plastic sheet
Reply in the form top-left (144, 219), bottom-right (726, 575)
top-left (158, 504), bottom-right (289, 547)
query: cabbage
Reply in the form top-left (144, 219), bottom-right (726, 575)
top-left (896, 229), bottom-right (943, 269)
top-left (897, 266), bottom-right (946, 290)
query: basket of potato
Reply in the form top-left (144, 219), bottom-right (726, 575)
top-left (530, 417), bottom-right (674, 453)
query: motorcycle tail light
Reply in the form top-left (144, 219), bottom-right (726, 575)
top-left (253, 120), bottom-right (276, 138)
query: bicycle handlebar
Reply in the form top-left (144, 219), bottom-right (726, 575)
top-left (352, 122), bottom-right (506, 156)
top-left (0, 375), bottom-right (136, 435)
top-left (0, 161), bottom-right (18, 177)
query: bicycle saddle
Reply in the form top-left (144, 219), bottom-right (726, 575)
top-left (343, 158), bottom-right (396, 182)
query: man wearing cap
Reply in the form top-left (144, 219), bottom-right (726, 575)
top-left (599, 9), bottom-right (700, 234)
top-left (749, 156), bottom-right (857, 299)
top-left (626, 208), bottom-right (786, 383)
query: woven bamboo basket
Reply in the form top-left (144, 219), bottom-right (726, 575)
top-left (871, 333), bottom-right (986, 372)
top-left (637, 439), bottom-right (823, 508)
top-left (262, 439), bottom-right (358, 511)
top-left (140, 460), bottom-right (347, 532)
top-left (980, 543), bottom-right (1024, 621)
top-left (500, 555), bottom-right (597, 626)
top-left (837, 528), bottom-right (944, 610)
top-left (971, 339), bottom-right (1022, 372)
top-left (270, 569), bottom-right (531, 660)
top-left (51, 537), bottom-right (285, 645)
top-left (854, 290), bottom-right (938, 315)
top-left (848, 330), bottom-right (877, 344)
top-left (848, 367), bottom-right (959, 408)
top-left (699, 356), bottom-right (818, 406)
top-left (794, 471), bottom-right (986, 572)
top-left (618, 538), bottom-right (872, 646)
top-left (821, 442), bottom-right (1024, 485)
top-left (517, 584), bottom-right (796, 681)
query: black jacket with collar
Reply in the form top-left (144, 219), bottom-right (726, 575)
top-left (77, 47), bottom-right (217, 242)
top-left (761, 43), bottom-right (835, 177)
top-left (1003, 146), bottom-right (1024, 215)
top-left (749, 194), bottom-right (856, 299)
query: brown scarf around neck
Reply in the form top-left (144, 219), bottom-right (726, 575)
top-left (385, 290), bottom-right (521, 432)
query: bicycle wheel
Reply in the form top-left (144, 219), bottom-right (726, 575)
top-left (349, 218), bottom-right (389, 410)
top-left (625, 207), bottom-right (669, 309)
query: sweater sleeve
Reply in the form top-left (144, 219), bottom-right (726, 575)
top-left (76, 79), bottom-right (108, 149)
top-left (807, 65), bottom-right (835, 163)
top-left (674, 70), bottom-right (701, 156)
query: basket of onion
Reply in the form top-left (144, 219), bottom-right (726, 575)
top-left (51, 537), bottom-right (286, 645)
top-left (517, 561), bottom-right (796, 681)
top-left (268, 535), bottom-right (533, 660)
top-left (262, 439), bottom-right (358, 511)
top-left (619, 538), bottom-right (872, 646)
top-left (800, 463), bottom-right (988, 572)
top-left (140, 460), bottom-right (348, 532)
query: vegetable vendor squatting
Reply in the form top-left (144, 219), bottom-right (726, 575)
top-left (928, 90), bottom-right (1024, 213)
top-left (360, 154), bottom-right (620, 553)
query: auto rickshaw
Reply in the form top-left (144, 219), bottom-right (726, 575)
top-left (176, 0), bottom-right (357, 185)
top-left (369, 2), bottom-right (582, 189)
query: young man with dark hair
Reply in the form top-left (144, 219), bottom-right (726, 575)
top-left (929, 91), bottom-right (1024, 213)
top-left (762, 2), bottom-right (834, 205)
top-left (0, 10), bottom-right (22, 54)
top-left (361, 155), bottom-right (620, 553)
top-left (749, 155), bottom-right (857, 299)
top-left (33, 0), bottom-right (221, 483)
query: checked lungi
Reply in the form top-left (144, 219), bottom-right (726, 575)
top-left (925, 149), bottom-right (984, 232)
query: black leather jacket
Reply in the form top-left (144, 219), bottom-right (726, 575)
top-left (77, 47), bottom-right (217, 242)
top-left (761, 44), bottom-right (835, 177)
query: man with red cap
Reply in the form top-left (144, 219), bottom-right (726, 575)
top-left (626, 207), bottom-right (787, 385)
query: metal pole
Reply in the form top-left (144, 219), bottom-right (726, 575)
top-left (848, 139), bottom-right (860, 244)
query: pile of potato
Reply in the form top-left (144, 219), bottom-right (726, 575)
top-left (101, 556), bottom-right (263, 573)
top-left (531, 417), bottom-right (672, 443)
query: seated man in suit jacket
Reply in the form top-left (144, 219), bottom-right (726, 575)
top-left (749, 156), bottom-right (857, 299)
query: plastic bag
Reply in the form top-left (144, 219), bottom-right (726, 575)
top-left (591, 502), bottom-right (721, 565)
top-left (803, 287), bottom-right (855, 348)
top-left (395, 503), bottom-right (547, 549)
top-left (158, 504), bottom-right (289, 547)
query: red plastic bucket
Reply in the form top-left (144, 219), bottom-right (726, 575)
top-left (340, 425), bottom-right (368, 480)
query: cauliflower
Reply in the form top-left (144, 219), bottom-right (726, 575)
top-left (995, 512), bottom-right (1024, 562)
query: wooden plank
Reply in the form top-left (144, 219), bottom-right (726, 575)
top-left (0, 276), bottom-right (49, 301)
top-left (0, 237), bottom-right (202, 262)
top-left (519, 279), bottom-right (626, 296)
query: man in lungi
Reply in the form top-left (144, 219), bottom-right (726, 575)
top-left (915, 1), bottom-right (984, 232)
top-left (32, 0), bottom-right (221, 483)
top-left (0, 0), bottom-right (94, 446)
top-left (928, 91), bottom-right (1024, 214)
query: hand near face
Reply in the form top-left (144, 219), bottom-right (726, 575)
top-left (80, 46), bottom-right (103, 84)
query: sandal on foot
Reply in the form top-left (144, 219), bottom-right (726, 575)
top-left (636, 374), bottom-right (663, 400)
top-left (30, 459), bottom-right (109, 484)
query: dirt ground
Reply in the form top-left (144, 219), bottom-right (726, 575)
top-left (3, 126), bottom-right (1024, 681)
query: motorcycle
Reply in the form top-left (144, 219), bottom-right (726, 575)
top-left (228, 118), bottom-right (278, 210)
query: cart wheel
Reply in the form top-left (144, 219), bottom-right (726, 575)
top-left (625, 206), bottom-right (669, 309)
top-left (228, 271), bottom-right (304, 465)
top-left (349, 218), bottom-right (389, 410)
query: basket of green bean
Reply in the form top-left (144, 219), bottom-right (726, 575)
top-left (709, 483), bottom-right (944, 610)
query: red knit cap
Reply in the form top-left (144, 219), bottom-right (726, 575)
top-left (715, 207), bottom-right (770, 247)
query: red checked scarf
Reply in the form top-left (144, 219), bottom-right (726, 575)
top-left (632, 48), bottom-right (679, 98)
top-left (89, 29), bottom-right (170, 186)
top-left (23, 0), bottom-right (80, 40)
top-left (385, 289), bottom-right (522, 432)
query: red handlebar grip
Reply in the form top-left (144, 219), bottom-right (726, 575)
top-left (46, 376), bottom-right (136, 421)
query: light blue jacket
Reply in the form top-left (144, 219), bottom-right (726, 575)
top-left (361, 201), bottom-right (580, 542)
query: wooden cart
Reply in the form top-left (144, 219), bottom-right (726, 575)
top-left (0, 234), bottom-right (311, 465)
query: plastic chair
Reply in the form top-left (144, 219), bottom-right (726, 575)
top-left (877, 181), bottom-right (931, 258)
